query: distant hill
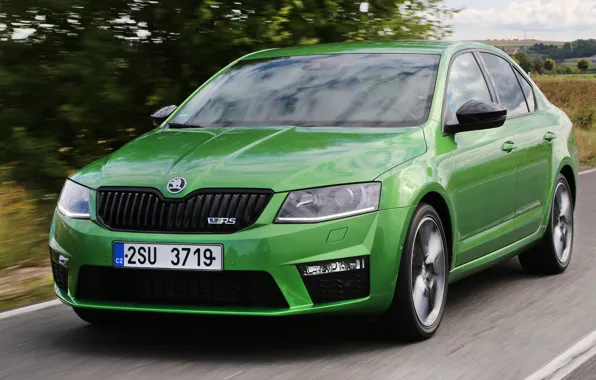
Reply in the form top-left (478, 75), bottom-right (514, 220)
top-left (471, 39), bottom-right (568, 47)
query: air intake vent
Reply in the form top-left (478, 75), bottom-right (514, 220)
top-left (96, 188), bottom-right (273, 234)
top-left (76, 266), bottom-right (289, 309)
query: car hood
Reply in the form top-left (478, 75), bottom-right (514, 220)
top-left (71, 126), bottom-right (427, 194)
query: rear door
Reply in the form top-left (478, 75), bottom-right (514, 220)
top-left (479, 52), bottom-right (552, 240)
top-left (446, 52), bottom-right (519, 266)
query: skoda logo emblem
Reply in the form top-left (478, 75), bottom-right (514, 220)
top-left (167, 177), bottom-right (187, 194)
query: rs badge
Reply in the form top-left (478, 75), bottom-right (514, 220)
top-left (208, 217), bottom-right (236, 225)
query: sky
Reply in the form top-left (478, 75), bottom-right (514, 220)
top-left (446, 0), bottom-right (596, 41)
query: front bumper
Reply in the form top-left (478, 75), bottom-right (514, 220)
top-left (50, 205), bottom-right (413, 316)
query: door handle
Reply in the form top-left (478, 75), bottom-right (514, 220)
top-left (544, 132), bottom-right (557, 142)
top-left (501, 141), bottom-right (517, 153)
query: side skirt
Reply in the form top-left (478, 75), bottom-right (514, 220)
top-left (448, 226), bottom-right (546, 284)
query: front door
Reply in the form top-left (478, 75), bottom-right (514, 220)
top-left (444, 52), bottom-right (519, 266)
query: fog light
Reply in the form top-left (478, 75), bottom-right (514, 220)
top-left (58, 255), bottom-right (69, 268)
top-left (298, 257), bottom-right (367, 276)
top-left (50, 248), bottom-right (70, 292)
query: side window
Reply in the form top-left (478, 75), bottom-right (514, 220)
top-left (514, 70), bottom-right (536, 113)
top-left (480, 53), bottom-right (529, 117)
top-left (445, 53), bottom-right (492, 125)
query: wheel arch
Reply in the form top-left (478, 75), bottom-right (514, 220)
top-left (560, 164), bottom-right (576, 207)
top-left (417, 190), bottom-right (455, 269)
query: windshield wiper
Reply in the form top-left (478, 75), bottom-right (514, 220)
top-left (167, 122), bottom-right (207, 129)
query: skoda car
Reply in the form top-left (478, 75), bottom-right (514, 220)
top-left (50, 41), bottom-right (578, 341)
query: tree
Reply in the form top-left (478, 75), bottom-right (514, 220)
top-left (529, 39), bottom-right (596, 61)
top-left (533, 57), bottom-right (545, 74)
top-left (515, 52), bottom-right (534, 73)
top-left (0, 0), bottom-right (460, 193)
top-left (578, 58), bottom-right (591, 72)
top-left (544, 58), bottom-right (555, 72)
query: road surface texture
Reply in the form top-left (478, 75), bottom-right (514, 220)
top-left (564, 357), bottom-right (596, 380)
top-left (2, 172), bottom-right (596, 380)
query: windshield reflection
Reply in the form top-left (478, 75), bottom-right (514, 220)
top-left (171, 54), bottom-right (440, 128)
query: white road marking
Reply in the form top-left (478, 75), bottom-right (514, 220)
top-left (224, 371), bottom-right (244, 380)
top-left (579, 168), bottom-right (596, 176)
top-left (525, 330), bottom-right (596, 380)
top-left (0, 300), bottom-right (62, 321)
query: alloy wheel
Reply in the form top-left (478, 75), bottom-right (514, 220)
top-left (552, 182), bottom-right (573, 264)
top-left (411, 217), bottom-right (447, 327)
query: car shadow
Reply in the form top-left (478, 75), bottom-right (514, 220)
top-left (447, 257), bottom-right (530, 309)
top-left (46, 258), bottom-right (531, 363)
top-left (47, 313), bottom-right (398, 363)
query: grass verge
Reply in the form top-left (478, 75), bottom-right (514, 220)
top-left (0, 267), bottom-right (54, 310)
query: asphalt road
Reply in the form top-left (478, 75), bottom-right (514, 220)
top-left (3, 172), bottom-right (596, 380)
top-left (565, 357), bottom-right (596, 380)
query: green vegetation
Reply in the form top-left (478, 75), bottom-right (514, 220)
top-left (516, 52), bottom-right (534, 73)
top-left (474, 39), bottom-right (566, 48)
top-left (531, 40), bottom-right (596, 60)
top-left (497, 40), bottom-right (596, 76)
top-left (535, 75), bottom-right (596, 165)
top-left (0, 268), bottom-right (54, 310)
top-left (544, 58), bottom-right (555, 72)
top-left (0, 167), bottom-right (55, 309)
top-left (578, 58), bottom-right (591, 72)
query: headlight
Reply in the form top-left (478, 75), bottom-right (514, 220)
top-left (57, 180), bottom-right (91, 219)
top-left (275, 183), bottom-right (381, 223)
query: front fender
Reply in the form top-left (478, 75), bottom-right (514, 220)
top-left (376, 156), bottom-right (458, 267)
top-left (376, 152), bottom-right (455, 210)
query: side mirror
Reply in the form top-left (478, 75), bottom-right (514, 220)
top-left (150, 105), bottom-right (177, 126)
top-left (444, 100), bottom-right (507, 135)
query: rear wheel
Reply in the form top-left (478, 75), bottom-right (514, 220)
top-left (519, 174), bottom-right (574, 275)
top-left (384, 203), bottom-right (449, 341)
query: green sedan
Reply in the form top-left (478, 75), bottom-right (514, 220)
top-left (50, 41), bottom-right (578, 341)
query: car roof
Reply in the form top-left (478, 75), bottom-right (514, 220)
top-left (240, 40), bottom-right (501, 60)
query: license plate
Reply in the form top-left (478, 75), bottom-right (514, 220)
top-left (113, 242), bottom-right (223, 271)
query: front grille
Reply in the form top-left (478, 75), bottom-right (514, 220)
top-left (76, 266), bottom-right (289, 309)
top-left (300, 263), bottom-right (370, 304)
top-left (96, 188), bottom-right (273, 233)
top-left (51, 261), bottom-right (68, 292)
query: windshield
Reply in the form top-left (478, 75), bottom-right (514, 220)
top-left (170, 53), bottom-right (440, 128)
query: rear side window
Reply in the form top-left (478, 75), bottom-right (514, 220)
top-left (515, 71), bottom-right (536, 113)
top-left (445, 53), bottom-right (492, 125)
top-left (480, 53), bottom-right (529, 117)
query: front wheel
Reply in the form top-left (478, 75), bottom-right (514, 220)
top-left (73, 307), bottom-right (121, 325)
top-left (383, 203), bottom-right (449, 341)
top-left (519, 174), bottom-right (574, 275)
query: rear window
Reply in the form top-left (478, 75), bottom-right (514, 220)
top-left (171, 54), bottom-right (441, 128)
top-left (515, 71), bottom-right (536, 113)
top-left (480, 53), bottom-right (529, 117)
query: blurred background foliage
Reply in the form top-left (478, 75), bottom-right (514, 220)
top-left (0, 0), bottom-right (457, 195)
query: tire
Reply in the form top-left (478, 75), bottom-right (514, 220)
top-left (519, 174), bottom-right (574, 275)
top-left (384, 203), bottom-right (449, 341)
top-left (73, 307), bottom-right (118, 325)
